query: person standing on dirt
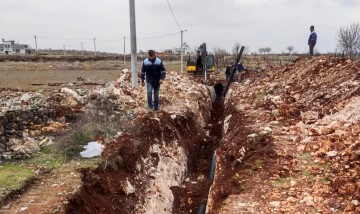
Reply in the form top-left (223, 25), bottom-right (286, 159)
top-left (308, 25), bottom-right (317, 57)
top-left (235, 63), bottom-right (245, 82)
top-left (141, 50), bottom-right (166, 112)
top-left (225, 63), bottom-right (244, 82)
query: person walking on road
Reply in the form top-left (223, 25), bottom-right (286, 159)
top-left (308, 25), bottom-right (317, 57)
top-left (141, 50), bottom-right (166, 112)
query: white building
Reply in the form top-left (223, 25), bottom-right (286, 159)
top-left (0, 39), bottom-right (31, 55)
top-left (162, 47), bottom-right (188, 55)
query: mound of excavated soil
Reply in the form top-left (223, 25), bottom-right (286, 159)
top-left (207, 56), bottom-right (360, 213)
top-left (64, 71), bottom-right (214, 213)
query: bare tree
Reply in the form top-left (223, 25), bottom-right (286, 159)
top-left (258, 48), bottom-right (265, 55)
top-left (286, 46), bottom-right (294, 55)
top-left (337, 23), bottom-right (360, 57)
top-left (232, 42), bottom-right (240, 60)
top-left (213, 47), bottom-right (229, 69)
top-left (243, 46), bottom-right (250, 55)
top-left (264, 47), bottom-right (272, 54)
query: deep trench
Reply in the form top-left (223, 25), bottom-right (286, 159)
top-left (64, 86), bottom-right (224, 214)
top-left (171, 101), bottom-right (224, 213)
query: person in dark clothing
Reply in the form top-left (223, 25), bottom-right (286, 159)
top-left (235, 63), bottom-right (245, 82)
top-left (225, 64), bottom-right (232, 82)
top-left (226, 63), bottom-right (245, 83)
top-left (214, 81), bottom-right (224, 103)
top-left (141, 50), bottom-right (166, 111)
top-left (308, 25), bottom-right (317, 57)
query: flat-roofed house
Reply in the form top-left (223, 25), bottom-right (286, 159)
top-left (0, 39), bottom-right (31, 55)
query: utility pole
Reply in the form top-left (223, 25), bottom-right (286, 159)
top-left (63, 45), bottom-right (66, 56)
top-left (129, 0), bottom-right (138, 87)
top-left (93, 37), bottom-right (97, 56)
top-left (33, 35), bottom-right (38, 55)
top-left (180, 30), bottom-right (187, 74)
top-left (123, 36), bottom-right (126, 65)
top-left (81, 42), bottom-right (84, 56)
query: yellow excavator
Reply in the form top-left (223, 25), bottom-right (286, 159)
top-left (186, 43), bottom-right (215, 80)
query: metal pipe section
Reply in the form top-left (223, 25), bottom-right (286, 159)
top-left (222, 46), bottom-right (245, 97)
top-left (209, 153), bottom-right (216, 180)
top-left (197, 203), bottom-right (206, 214)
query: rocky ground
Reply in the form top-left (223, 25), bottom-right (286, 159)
top-left (0, 60), bottom-right (214, 213)
top-left (207, 56), bottom-right (360, 213)
top-left (0, 56), bottom-right (360, 213)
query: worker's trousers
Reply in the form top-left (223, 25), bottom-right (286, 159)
top-left (147, 83), bottom-right (160, 111)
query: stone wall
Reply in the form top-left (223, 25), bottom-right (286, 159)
top-left (0, 107), bottom-right (56, 154)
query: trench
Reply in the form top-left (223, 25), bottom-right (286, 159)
top-left (171, 101), bottom-right (224, 213)
top-left (64, 85), bottom-right (224, 214)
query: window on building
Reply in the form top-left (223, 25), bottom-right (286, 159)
top-left (16, 49), bottom-right (20, 53)
top-left (0, 49), bottom-right (3, 51)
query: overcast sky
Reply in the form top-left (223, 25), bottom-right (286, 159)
top-left (1, 0), bottom-right (359, 54)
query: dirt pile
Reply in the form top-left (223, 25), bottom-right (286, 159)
top-left (207, 56), bottom-right (360, 213)
top-left (0, 69), bottom-right (139, 158)
top-left (64, 71), bottom-right (213, 213)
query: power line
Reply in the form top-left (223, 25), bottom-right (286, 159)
top-left (138, 32), bottom-right (180, 40)
top-left (36, 35), bottom-right (93, 41)
top-left (96, 32), bottom-right (180, 41)
top-left (166, 0), bottom-right (182, 31)
top-left (35, 31), bottom-right (181, 42)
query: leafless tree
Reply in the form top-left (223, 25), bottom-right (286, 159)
top-left (286, 46), bottom-right (294, 55)
top-left (243, 46), bottom-right (250, 55)
top-left (264, 47), bottom-right (272, 54)
top-left (337, 23), bottom-right (360, 57)
top-left (232, 42), bottom-right (240, 59)
top-left (258, 48), bottom-right (266, 55)
top-left (213, 47), bottom-right (229, 69)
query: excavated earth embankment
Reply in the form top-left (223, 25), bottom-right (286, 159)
top-left (206, 56), bottom-right (360, 213)
top-left (5, 56), bottom-right (360, 213)
top-left (64, 72), bottom-right (216, 213)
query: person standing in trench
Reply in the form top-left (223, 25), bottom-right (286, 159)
top-left (141, 50), bottom-right (167, 112)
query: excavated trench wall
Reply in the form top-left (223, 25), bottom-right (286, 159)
top-left (66, 87), bottom-right (212, 213)
top-left (0, 108), bottom-right (56, 154)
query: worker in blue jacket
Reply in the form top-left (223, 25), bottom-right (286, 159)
top-left (225, 63), bottom-right (245, 83)
top-left (308, 25), bottom-right (317, 57)
top-left (141, 50), bottom-right (166, 112)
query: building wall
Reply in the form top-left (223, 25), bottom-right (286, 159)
top-left (0, 48), bottom-right (28, 55)
top-left (0, 41), bottom-right (29, 55)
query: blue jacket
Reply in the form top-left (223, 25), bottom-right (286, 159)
top-left (308, 31), bottom-right (317, 46)
top-left (236, 63), bottom-right (244, 71)
top-left (141, 57), bottom-right (166, 86)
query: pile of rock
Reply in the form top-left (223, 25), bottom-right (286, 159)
top-left (1, 68), bottom-right (211, 159)
top-left (208, 56), bottom-right (360, 213)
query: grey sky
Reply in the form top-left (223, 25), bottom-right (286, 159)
top-left (1, 0), bottom-right (359, 54)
